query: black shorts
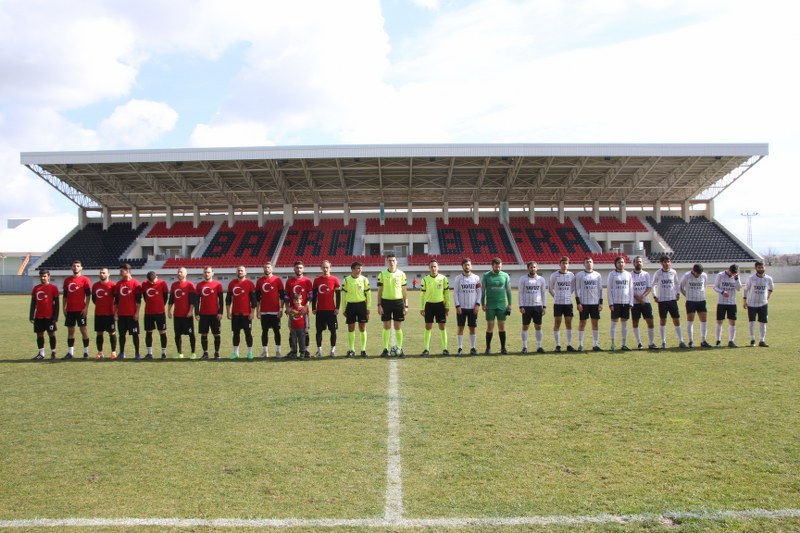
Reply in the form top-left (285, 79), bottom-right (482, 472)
top-left (33, 318), bottom-right (57, 334)
top-left (632, 302), bottom-right (653, 321)
top-left (579, 304), bottom-right (601, 321)
top-left (456, 307), bottom-right (478, 328)
top-left (657, 300), bottom-right (680, 319)
top-left (117, 316), bottom-right (140, 335)
top-left (553, 304), bottom-right (574, 318)
top-left (685, 301), bottom-right (707, 314)
top-left (380, 299), bottom-right (405, 322)
top-left (315, 310), bottom-right (338, 331)
top-left (198, 315), bottom-right (221, 335)
top-left (716, 304), bottom-right (737, 321)
top-left (345, 302), bottom-right (369, 324)
top-left (173, 317), bottom-right (194, 336)
top-left (423, 302), bottom-right (447, 324)
top-left (94, 315), bottom-right (116, 333)
top-left (231, 314), bottom-right (252, 332)
top-left (747, 305), bottom-right (768, 323)
top-left (64, 311), bottom-right (87, 328)
top-left (610, 304), bottom-right (631, 321)
top-left (260, 313), bottom-right (281, 332)
top-left (144, 313), bottom-right (167, 331)
top-left (521, 306), bottom-right (543, 326)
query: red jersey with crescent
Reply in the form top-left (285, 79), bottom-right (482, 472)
top-left (285, 276), bottom-right (313, 306)
top-left (62, 275), bottom-right (91, 312)
top-left (196, 280), bottom-right (223, 315)
top-left (289, 304), bottom-right (306, 329)
top-left (313, 275), bottom-right (341, 311)
top-left (256, 275), bottom-right (284, 313)
top-left (228, 278), bottom-right (256, 315)
top-left (92, 281), bottom-right (116, 316)
top-left (113, 278), bottom-right (141, 316)
top-left (170, 280), bottom-right (196, 317)
top-left (142, 279), bottom-right (169, 314)
top-left (32, 283), bottom-right (60, 319)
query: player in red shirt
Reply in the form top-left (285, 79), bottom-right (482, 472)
top-left (311, 259), bottom-right (341, 357)
top-left (226, 265), bottom-right (256, 359)
top-left (255, 261), bottom-right (284, 357)
top-left (30, 269), bottom-right (60, 360)
top-left (196, 266), bottom-right (224, 359)
top-left (288, 292), bottom-right (309, 357)
top-left (168, 266), bottom-right (197, 359)
top-left (113, 263), bottom-right (142, 360)
top-left (285, 260), bottom-right (313, 357)
top-left (142, 271), bottom-right (169, 359)
top-left (92, 267), bottom-right (117, 359)
top-left (62, 259), bottom-right (91, 359)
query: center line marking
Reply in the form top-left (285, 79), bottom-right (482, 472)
top-left (384, 359), bottom-right (404, 522)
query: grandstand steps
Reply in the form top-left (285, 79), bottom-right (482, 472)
top-left (427, 217), bottom-right (441, 255)
top-left (353, 218), bottom-right (367, 256)
top-left (572, 218), bottom-right (603, 253)
top-left (191, 221), bottom-right (225, 258)
top-left (503, 223), bottom-right (525, 265)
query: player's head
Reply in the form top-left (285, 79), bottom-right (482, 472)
top-left (729, 264), bottom-right (739, 276)
top-left (176, 267), bottom-right (187, 281)
top-left (461, 257), bottom-right (472, 274)
top-left (633, 256), bottom-right (643, 272)
top-left (147, 271), bottom-right (157, 281)
top-left (321, 260), bottom-right (331, 275)
top-left (71, 260), bottom-right (82, 274)
top-left (292, 292), bottom-right (303, 304)
top-left (614, 256), bottom-right (625, 272)
top-left (350, 261), bottom-right (363, 275)
top-left (38, 269), bottom-right (50, 282)
top-left (755, 260), bottom-right (765, 275)
top-left (583, 257), bottom-right (594, 271)
top-left (98, 267), bottom-right (109, 281)
top-left (203, 266), bottom-right (214, 280)
top-left (119, 263), bottom-right (132, 279)
top-left (293, 261), bottom-right (304, 277)
top-left (526, 260), bottom-right (538, 275)
top-left (263, 261), bottom-right (273, 276)
top-left (491, 257), bottom-right (502, 273)
top-left (660, 256), bottom-right (671, 270)
top-left (236, 265), bottom-right (247, 279)
top-left (559, 256), bottom-right (570, 272)
top-left (692, 264), bottom-right (704, 277)
top-left (428, 259), bottom-right (438, 275)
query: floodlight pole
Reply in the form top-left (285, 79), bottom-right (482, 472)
top-left (741, 212), bottom-right (758, 248)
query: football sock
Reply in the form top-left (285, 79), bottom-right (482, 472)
top-left (423, 329), bottom-right (431, 350)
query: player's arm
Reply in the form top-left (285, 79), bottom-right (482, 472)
top-left (167, 291), bottom-right (175, 318)
top-left (335, 287), bottom-right (341, 313)
top-left (29, 294), bottom-right (36, 322)
top-left (364, 279), bottom-right (371, 309)
top-left (52, 294), bottom-right (60, 322)
top-left (310, 286), bottom-right (317, 313)
top-left (443, 278), bottom-right (450, 309)
top-left (402, 282), bottom-right (408, 313)
top-left (83, 286), bottom-right (91, 315)
top-left (480, 274), bottom-right (487, 307)
top-left (225, 290), bottom-right (233, 318)
top-left (134, 291), bottom-right (142, 320)
top-left (216, 292), bottom-right (224, 318)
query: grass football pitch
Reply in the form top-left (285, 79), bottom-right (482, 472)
top-left (0, 286), bottom-right (798, 531)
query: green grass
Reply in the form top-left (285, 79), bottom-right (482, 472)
top-left (1, 286), bottom-right (799, 531)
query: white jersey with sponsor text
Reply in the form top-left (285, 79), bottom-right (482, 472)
top-left (680, 271), bottom-right (708, 302)
top-left (549, 271), bottom-right (575, 305)
top-left (743, 273), bottom-right (774, 307)
top-left (453, 272), bottom-right (482, 309)
top-left (631, 270), bottom-right (653, 304)
top-left (518, 274), bottom-right (547, 307)
top-left (713, 271), bottom-right (742, 306)
top-left (575, 270), bottom-right (603, 305)
top-left (652, 268), bottom-right (680, 302)
top-left (607, 270), bottom-right (634, 306)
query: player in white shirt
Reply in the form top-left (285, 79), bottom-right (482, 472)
top-left (575, 257), bottom-right (603, 351)
top-left (652, 256), bottom-right (689, 349)
top-left (453, 258), bottom-right (482, 355)
top-left (548, 256), bottom-right (576, 352)
top-left (679, 264), bottom-right (711, 348)
top-left (607, 256), bottom-right (634, 351)
top-left (713, 264), bottom-right (743, 347)
top-left (630, 256), bottom-right (657, 350)
top-left (743, 260), bottom-right (774, 347)
top-left (518, 261), bottom-right (547, 353)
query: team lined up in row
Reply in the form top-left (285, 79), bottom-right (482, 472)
top-left (28, 253), bottom-right (774, 360)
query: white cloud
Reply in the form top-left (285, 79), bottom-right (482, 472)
top-left (98, 100), bottom-right (178, 148)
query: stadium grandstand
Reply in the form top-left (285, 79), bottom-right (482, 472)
top-left (20, 143), bottom-right (767, 283)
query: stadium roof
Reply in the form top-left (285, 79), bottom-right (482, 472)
top-left (21, 143), bottom-right (768, 215)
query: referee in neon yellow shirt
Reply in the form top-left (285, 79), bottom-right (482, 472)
top-left (419, 259), bottom-right (450, 355)
top-left (377, 253), bottom-right (407, 357)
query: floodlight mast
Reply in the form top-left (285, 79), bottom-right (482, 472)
top-left (741, 212), bottom-right (758, 248)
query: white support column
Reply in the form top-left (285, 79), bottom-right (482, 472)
top-left (227, 205), bottom-right (235, 227)
top-left (257, 204), bottom-right (264, 227)
top-left (407, 202), bottom-right (413, 226)
top-left (165, 206), bottom-right (173, 229)
top-left (443, 202), bottom-right (449, 225)
top-left (654, 200), bottom-right (662, 224)
top-left (193, 206), bottom-right (200, 228)
top-left (343, 203), bottom-right (350, 226)
top-left (619, 200), bottom-right (627, 223)
top-left (78, 208), bottom-right (87, 229)
top-left (102, 208), bottom-right (111, 230)
top-left (682, 201), bottom-right (690, 223)
top-left (706, 199), bottom-right (715, 219)
top-left (131, 207), bottom-right (139, 229)
top-left (558, 201), bottom-right (565, 224)
top-left (593, 201), bottom-right (600, 224)
top-left (528, 201), bottom-right (535, 224)
top-left (283, 204), bottom-right (294, 226)
top-left (473, 202), bottom-right (479, 224)
top-left (313, 204), bottom-right (320, 226)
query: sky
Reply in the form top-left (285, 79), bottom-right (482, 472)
top-left (1, 0), bottom-right (798, 254)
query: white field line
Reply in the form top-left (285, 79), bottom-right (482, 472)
top-left (384, 358), bottom-right (404, 521)
top-left (2, 509), bottom-right (799, 528)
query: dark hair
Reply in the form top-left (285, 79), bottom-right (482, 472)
top-left (754, 261), bottom-right (764, 268)
top-left (491, 257), bottom-right (502, 265)
top-left (386, 253), bottom-right (396, 259)
top-left (461, 257), bottom-right (472, 265)
top-left (729, 264), bottom-right (739, 273)
top-left (119, 263), bottom-right (132, 271)
top-left (559, 256), bottom-right (570, 264)
top-left (526, 260), bottom-right (537, 267)
top-left (692, 264), bottom-right (704, 274)
top-left (350, 261), bottom-right (363, 269)
top-left (39, 269), bottom-right (50, 276)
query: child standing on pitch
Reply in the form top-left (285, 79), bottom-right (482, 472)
top-left (288, 292), bottom-right (309, 358)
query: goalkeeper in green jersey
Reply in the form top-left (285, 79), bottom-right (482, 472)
top-left (481, 257), bottom-right (512, 354)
